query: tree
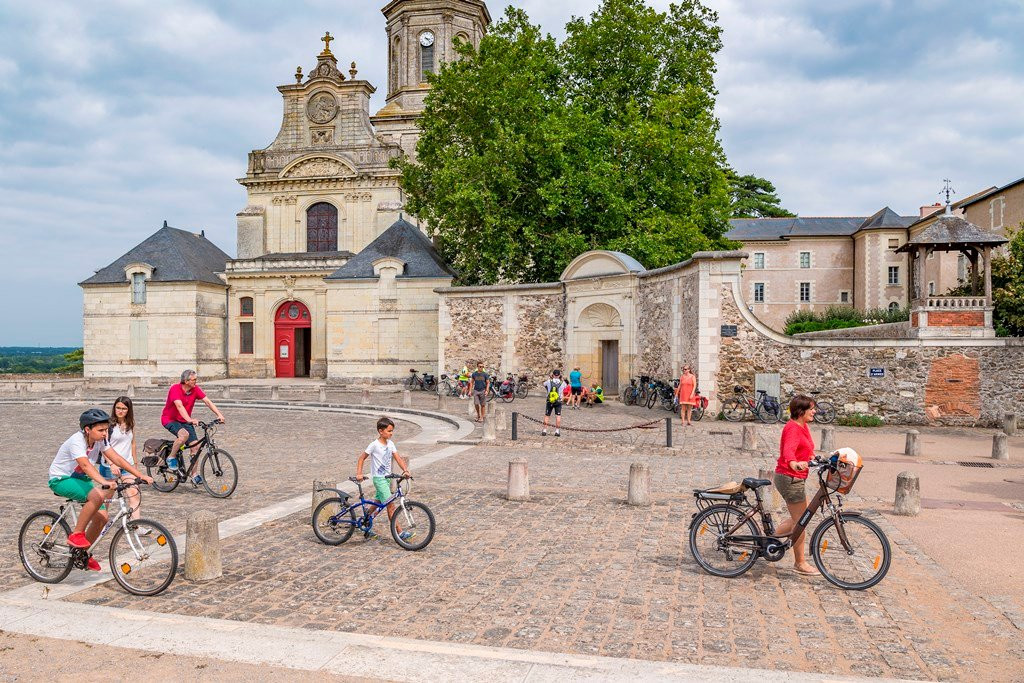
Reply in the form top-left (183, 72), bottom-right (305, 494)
top-left (726, 169), bottom-right (795, 218)
top-left (53, 348), bottom-right (84, 374)
top-left (991, 224), bottom-right (1024, 337)
top-left (396, 0), bottom-right (739, 284)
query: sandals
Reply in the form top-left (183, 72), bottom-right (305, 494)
top-left (794, 566), bottom-right (819, 576)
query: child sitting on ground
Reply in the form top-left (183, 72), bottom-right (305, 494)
top-left (355, 416), bottom-right (413, 542)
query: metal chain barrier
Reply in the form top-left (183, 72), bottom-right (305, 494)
top-left (516, 412), bottom-right (663, 433)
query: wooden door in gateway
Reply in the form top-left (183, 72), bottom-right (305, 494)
top-left (274, 301), bottom-right (311, 378)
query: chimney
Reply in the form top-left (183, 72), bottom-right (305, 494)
top-left (919, 203), bottom-right (942, 218)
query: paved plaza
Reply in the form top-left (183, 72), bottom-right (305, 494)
top-left (1, 391), bottom-right (1023, 681)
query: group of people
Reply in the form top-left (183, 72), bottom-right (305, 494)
top-left (538, 368), bottom-right (606, 436)
top-left (45, 370), bottom-right (225, 570)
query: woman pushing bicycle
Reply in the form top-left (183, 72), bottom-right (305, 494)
top-left (772, 394), bottom-right (818, 576)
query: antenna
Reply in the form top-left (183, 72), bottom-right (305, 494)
top-left (940, 179), bottom-right (956, 214)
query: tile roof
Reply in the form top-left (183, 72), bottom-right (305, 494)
top-left (325, 217), bottom-right (456, 280)
top-left (727, 208), bottom-right (916, 241)
top-left (898, 213), bottom-right (1009, 251)
top-left (80, 223), bottom-right (230, 286)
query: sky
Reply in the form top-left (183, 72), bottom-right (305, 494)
top-left (1, 0), bottom-right (1022, 346)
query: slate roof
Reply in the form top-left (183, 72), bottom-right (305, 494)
top-left (959, 176), bottom-right (1024, 208)
top-left (80, 223), bottom-right (230, 286)
top-left (727, 209), bottom-right (916, 241)
top-left (859, 206), bottom-right (912, 230)
top-left (897, 213), bottom-right (1008, 252)
top-left (325, 217), bottom-right (456, 280)
top-left (607, 251), bottom-right (646, 273)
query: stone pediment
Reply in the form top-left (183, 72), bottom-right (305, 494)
top-left (279, 155), bottom-right (356, 179)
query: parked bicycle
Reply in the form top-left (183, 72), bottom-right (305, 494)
top-left (721, 386), bottom-right (781, 423)
top-left (674, 387), bottom-right (709, 421)
top-left (621, 378), bottom-right (641, 405)
top-left (688, 449), bottom-right (890, 590)
top-left (406, 368), bottom-right (437, 392)
top-left (19, 480), bottom-right (178, 596)
top-left (142, 420), bottom-right (237, 498)
top-left (312, 474), bottom-right (435, 551)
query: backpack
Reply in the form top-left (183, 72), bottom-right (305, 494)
top-left (547, 380), bottom-right (562, 404)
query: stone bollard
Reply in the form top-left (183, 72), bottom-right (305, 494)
top-left (627, 462), bottom-right (652, 506)
top-left (436, 393), bottom-right (446, 411)
top-left (741, 425), bottom-right (757, 451)
top-left (126, 384), bottom-right (136, 398)
top-left (222, 386), bottom-right (231, 400)
top-left (402, 390), bottom-right (412, 408)
top-left (904, 430), bottom-right (920, 457)
top-left (184, 511), bottom-right (222, 582)
top-left (992, 433), bottom-right (1009, 461)
top-left (467, 396), bottom-right (476, 417)
top-left (1003, 412), bottom-right (1017, 437)
top-left (893, 471), bottom-right (920, 516)
top-left (361, 388), bottom-right (370, 405)
top-left (494, 408), bottom-right (508, 432)
top-left (819, 427), bottom-right (834, 453)
top-left (271, 385), bottom-right (280, 401)
top-left (319, 386), bottom-right (327, 403)
top-left (507, 458), bottom-right (530, 501)
top-left (483, 417), bottom-right (497, 440)
top-left (758, 467), bottom-right (781, 512)
top-left (73, 384), bottom-right (83, 398)
top-left (312, 477), bottom-right (340, 522)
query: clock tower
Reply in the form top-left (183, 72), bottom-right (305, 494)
top-left (372, 0), bottom-right (490, 157)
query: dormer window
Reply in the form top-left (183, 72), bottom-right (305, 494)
top-left (131, 273), bottom-right (146, 304)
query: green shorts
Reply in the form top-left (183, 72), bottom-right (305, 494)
top-left (372, 476), bottom-right (392, 503)
top-left (773, 473), bottom-right (807, 505)
top-left (48, 475), bottom-right (93, 502)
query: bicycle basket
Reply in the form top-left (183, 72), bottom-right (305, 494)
top-left (825, 448), bottom-right (863, 494)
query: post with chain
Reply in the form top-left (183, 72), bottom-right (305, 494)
top-left (665, 417), bottom-right (672, 448)
top-left (511, 412), bottom-right (518, 441)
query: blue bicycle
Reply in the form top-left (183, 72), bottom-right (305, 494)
top-left (312, 474), bottom-right (435, 551)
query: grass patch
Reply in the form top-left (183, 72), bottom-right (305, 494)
top-left (836, 413), bottom-right (884, 427)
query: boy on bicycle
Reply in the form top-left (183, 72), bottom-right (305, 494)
top-left (355, 417), bottom-right (414, 541)
top-left (48, 408), bottom-right (153, 570)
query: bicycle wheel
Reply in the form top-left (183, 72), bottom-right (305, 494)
top-left (689, 504), bottom-right (760, 578)
top-left (516, 383), bottom-right (528, 399)
top-left (201, 449), bottom-right (238, 498)
top-left (390, 500), bottom-right (436, 551)
top-left (756, 404), bottom-right (780, 424)
top-left (814, 401), bottom-right (837, 424)
top-left (500, 388), bottom-right (515, 403)
top-left (312, 497), bottom-right (357, 545)
top-left (692, 404), bottom-right (705, 421)
top-left (146, 460), bottom-right (180, 493)
top-left (721, 398), bottom-right (746, 421)
top-left (18, 511), bottom-right (74, 584)
top-left (645, 390), bottom-right (657, 409)
top-left (811, 513), bottom-right (891, 590)
top-left (108, 519), bottom-right (177, 596)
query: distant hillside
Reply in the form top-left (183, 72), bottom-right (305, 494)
top-left (0, 347), bottom-right (82, 374)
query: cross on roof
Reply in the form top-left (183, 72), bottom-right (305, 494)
top-left (321, 31), bottom-right (334, 56)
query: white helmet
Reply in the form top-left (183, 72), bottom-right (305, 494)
top-left (834, 447), bottom-right (862, 468)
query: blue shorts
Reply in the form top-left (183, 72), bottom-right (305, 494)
top-left (165, 421), bottom-right (197, 444)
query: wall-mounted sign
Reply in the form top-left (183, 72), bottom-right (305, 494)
top-left (280, 345), bottom-right (290, 359)
top-left (868, 368), bottom-right (884, 378)
top-left (721, 325), bottom-right (738, 338)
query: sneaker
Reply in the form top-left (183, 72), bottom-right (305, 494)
top-left (68, 532), bottom-right (90, 549)
top-left (555, 430), bottom-right (561, 437)
top-left (541, 429), bottom-right (547, 436)
top-left (399, 530), bottom-right (416, 541)
top-left (365, 531), bottom-right (380, 541)
top-left (86, 556), bottom-right (101, 572)
top-left (137, 526), bottom-right (153, 537)
top-left (190, 475), bottom-right (204, 487)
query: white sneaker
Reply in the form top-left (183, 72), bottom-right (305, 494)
top-left (555, 430), bottom-right (561, 437)
top-left (541, 429), bottom-right (547, 436)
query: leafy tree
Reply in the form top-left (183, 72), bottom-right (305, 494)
top-left (726, 169), bottom-right (795, 218)
top-left (53, 348), bottom-right (84, 374)
top-left (397, 0), bottom-right (739, 284)
top-left (991, 225), bottom-right (1024, 336)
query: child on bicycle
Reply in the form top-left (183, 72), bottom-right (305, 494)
top-left (355, 417), bottom-right (413, 541)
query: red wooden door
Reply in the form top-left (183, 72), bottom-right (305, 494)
top-left (274, 301), bottom-right (311, 378)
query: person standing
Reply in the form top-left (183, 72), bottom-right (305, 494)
top-left (772, 395), bottom-right (818, 576)
top-left (542, 370), bottom-right (564, 437)
top-left (676, 365), bottom-right (697, 426)
top-left (568, 366), bottom-right (583, 410)
top-left (161, 369), bottom-right (226, 486)
top-left (470, 362), bottom-right (490, 423)
top-left (106, 396), bottom-right (142, 521)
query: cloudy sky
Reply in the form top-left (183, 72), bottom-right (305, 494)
top-left (1, 0), bottom-right (1022, 345)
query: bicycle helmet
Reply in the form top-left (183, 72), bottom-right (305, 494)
top-left (80, 408), bottom-right (111, 429)
top-left (834, 447), bottom-right (862, 468)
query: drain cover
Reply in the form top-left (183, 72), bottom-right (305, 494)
top-left (709, 431), bottom-right (733, 435)
top-left (957, 461), bottom-right (994, 468)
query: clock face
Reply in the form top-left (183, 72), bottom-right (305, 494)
top-left (420, 31), bottom-right (435, 47)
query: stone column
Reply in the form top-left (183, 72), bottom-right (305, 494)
top-left (483, 417), bottom-right (496, 440)
top-left (312, 477), bottom-right (340, 522)
top-left (984, 246), bottom-right (993, 304)
top-left (819, 427), bottom-right (834, 453)
top-left (1003, 412), bottom-right (1017, 437)
top-left (184, 511), bottom-right (222, 582)
top-left (894, 471), bottom-right (920, 516)
top-left (402, 390), bottom-right (412, 408)
top-left (992, 433), bottom-right (1009, 461)
top-left (507, 459), bottom-right (530, 501)
top-left (905, 430), bottom-right (920, 456)
top-left (271, 385), bottom-right (280, 401)
top-left (741, 425), bottom-right (757, 451)
top-left (627, 462), bottom-right (651, 506)
top-left (361, 388), bottom-right (370, 405)
top-left (319, 386), bottom-right (327, 403)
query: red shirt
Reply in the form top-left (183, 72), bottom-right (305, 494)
top-left (776, 420), bottom-right (814, 479)
top-left (161, 383), bottom-right (206, 426)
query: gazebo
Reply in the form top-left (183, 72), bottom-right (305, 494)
top-left (897, 210), bottom-right (1007, 338)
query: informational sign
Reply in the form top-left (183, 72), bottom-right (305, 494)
top-left (869, 368), bottom-right (884, 378)
top-left (280, 344), bottom-right (289, 359)
top-left (721, 325), bottom-right (738, 338)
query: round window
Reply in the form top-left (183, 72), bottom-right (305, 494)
top-left (288, 304), bottom-right (300, 319)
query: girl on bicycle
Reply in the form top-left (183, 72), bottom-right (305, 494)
top-left (106, 396), bottom-right (142, 521)
top-left (772, 395), bottom-right (818, 576)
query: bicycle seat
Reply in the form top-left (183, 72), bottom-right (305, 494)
top-left (52, 493), bottom-right (78, 502)
top-left (755, 389), bottom-right (767, 395)
top-left (809, 390), bottom-right (821, 395)
top-left (742, 477), bottom-right (772, 490)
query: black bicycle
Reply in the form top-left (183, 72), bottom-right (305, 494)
top-left (406, 368), bottom-right (437, 392)
top-left (721, 386), bottom-right (780, 423)
top-left (621, 378), bottom-right (641, 405)
top-left (142, 420), bottom-right (238, 498)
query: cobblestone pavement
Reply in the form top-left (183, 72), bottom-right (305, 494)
top-left (1, 401), bottom-right (431, 591)
top-left (70, 438), bottom-right (1023, 681)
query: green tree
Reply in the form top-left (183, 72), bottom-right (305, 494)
top-left (991, 224), bottom-right (1024, 336)
top-left (397, 0), bottom-right (738, 284)
top-left (726, 169), bottom-right (795, 218)
top-left (53, 348), bottom-right (84, 374)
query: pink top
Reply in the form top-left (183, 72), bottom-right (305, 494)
top-left (161, 383), bottom-right (206, 426)
top-left (677, 373), bottom-right (696, 406)
top-left (776, 420), bottom-right (814, 480)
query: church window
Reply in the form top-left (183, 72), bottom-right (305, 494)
top-left (306, 202), bottom-right (338, 252)
top-left (839, 291), bottom-right (850, 304)
top-left (420, 36), bottom-right (435, 80)
top-left (390, 37), bottom-right (400, 92)
top-left (239, 322), bottom-right (253, 354)
top-left (131, 273), bottom-right (146, 304)
top-left (888, 266), bottom-right (900, 286)
top-left (888, 301), bottom-right (900, 312)
top-left (240, 297), bottom-right (253, 316)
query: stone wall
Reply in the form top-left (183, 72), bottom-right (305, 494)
top-left (442, 295), bottom-right (505, 371)
top-left (514, 294), bottom-right (565, 380)
top-left (636, 278), bottom-right (672, 378)
top-left (793, 321), bottom-right (913, 340)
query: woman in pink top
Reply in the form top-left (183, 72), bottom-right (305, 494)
top-left (772, 395), bottom-right (818, 576)
top-left (676, 365), bottom-right (697, 426)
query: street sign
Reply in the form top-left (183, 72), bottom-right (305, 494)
top-left (869, 368), bottom-right (885, 378)
top-left (721, 325), bottom-right (738, 338)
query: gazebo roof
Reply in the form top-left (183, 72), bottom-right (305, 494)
top-left (896, 213), bottom-right (1007, 253)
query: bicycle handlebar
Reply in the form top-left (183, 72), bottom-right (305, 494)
top-left (350, 474), bottom-right (412, 482)
top-left (101, 480), bottom-right (149, 493)
top-left (197, 419), bottom-right (224, 429)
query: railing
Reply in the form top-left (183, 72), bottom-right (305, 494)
top-left (924, 296), bottom-right (988, 309)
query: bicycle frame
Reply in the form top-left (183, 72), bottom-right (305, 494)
top-left (320, 480), bottom-right (412, 529)
top-left (39, 487), bottom-right (138, 562)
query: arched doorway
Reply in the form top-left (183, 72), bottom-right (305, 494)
top-left (274, 301), bottom-right (311, 378)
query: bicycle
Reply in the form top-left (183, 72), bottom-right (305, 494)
top-left (779, 390), bottom-right (837, 423)
top-left (312, 474), bottom-right (435, 551)
top-left (621, 378), bottom-right (641, 405)
top-left (688, 450), bottom-right (890, 590)
top-left (142, 420), bottom-right (238, 498)
top-left (406, 368), bottom-right (436, 392)
top-left (721, 386), bottom-right (780, 423)
top-left (18, 480), bottom-right (178, 596)
top-left (674, 387), bottom-right (709, 421)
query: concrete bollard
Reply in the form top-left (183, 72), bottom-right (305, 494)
top-left (507, 458), bottom-right (530, 501)
top-left (759, 467), bottom-right (781, 512)
top-left (992, 433), bottom-right (1009, 461)
top-left (184, 511), bottom-right (222, 582)
top-left (271, 385), bottom-right (280, 401)
top-left (741, 425), bottom-right (757, 451)
top-left (319, 386), bottom-right (327, 403)
top-left (1003, 412), bottom-right (1017, 437)
top-left (483, 417), bottom-right (497, 440)
top-left (361, 388), bottom-right (370, 405)
top-left (402, 390), bottom-right (412, 408)
top-left (893, 471), bottom-right (920, 516)
top-left (627, 462), bottom-right (652, 506)
top-left (904, 430), bottom-right (920, 457)
top-left (819, 427), bottom-right (834, 453)
top-left (312, 477), bottom-right (340, 522)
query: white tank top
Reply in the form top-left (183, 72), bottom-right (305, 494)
top-left (108, 424), bottom-right (134, 465)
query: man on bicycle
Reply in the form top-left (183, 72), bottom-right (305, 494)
top-left (161, 369), bottom-right (226, 486)
top-left (49, 408), bottom-right (153, 568)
